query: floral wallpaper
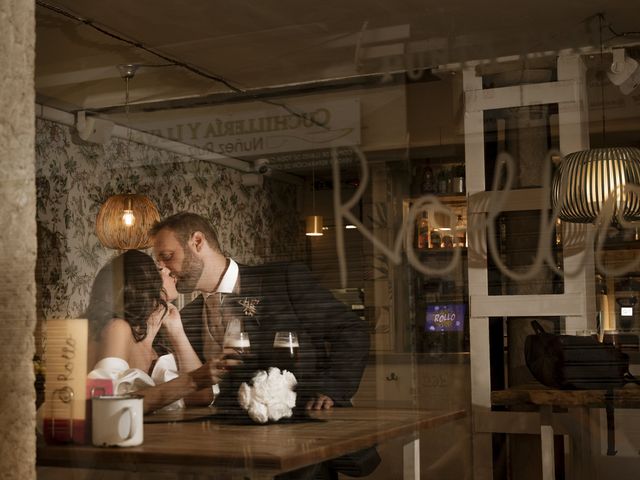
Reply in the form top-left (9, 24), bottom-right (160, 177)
top-left (35, 118), bottom-right (304, 321)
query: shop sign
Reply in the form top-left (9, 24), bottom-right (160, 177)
top-left (143, 99), bottom-right (360, 156)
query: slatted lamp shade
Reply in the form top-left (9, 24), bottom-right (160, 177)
top-left (551, 147), bottom-right (640, 224)
top-left (95, 194), bottom-right (160, 249)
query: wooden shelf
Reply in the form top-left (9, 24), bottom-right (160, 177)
top-left (600, 240), bottom-right (640, 251)
top-left (406, 193), bottom-right (466, 203)
top-left (417, 246), bottom-right (467, 253)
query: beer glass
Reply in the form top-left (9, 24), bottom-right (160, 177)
top-left (224, 330), bottom-right (251, 354)
top-left (272, 331), bottom-right (299, 373)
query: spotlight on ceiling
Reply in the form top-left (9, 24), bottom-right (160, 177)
top-left (607, 48), bottom-right (640, 95)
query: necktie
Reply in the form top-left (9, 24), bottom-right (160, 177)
top-left (203, 293), bottom-right (225, 361)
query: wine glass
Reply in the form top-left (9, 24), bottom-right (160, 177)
top-left (272, 331), bottom-right (299, 373)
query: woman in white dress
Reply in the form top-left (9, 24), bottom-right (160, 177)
top-left (85, 249), bottom-right (234, 413)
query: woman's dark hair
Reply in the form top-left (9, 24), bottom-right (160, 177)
top-left (86, 250), bottom-right (167, 342)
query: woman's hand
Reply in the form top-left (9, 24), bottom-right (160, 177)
top-left (160, 303), bottom-right (203, 374)
top-left (161, 303), bottom-right (184, 337)
top-left (189, 355), bottom-right (242, 390)
top-left (144, 305), bottom-right (166, 344)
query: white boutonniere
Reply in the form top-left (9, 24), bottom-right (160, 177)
top-left (238, 297), bottom-right (260, 316)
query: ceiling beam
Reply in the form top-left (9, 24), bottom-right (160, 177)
top-left (91, 69), bottom-right (439, 115)
top-left (36, 66), bottom-right (122, 89)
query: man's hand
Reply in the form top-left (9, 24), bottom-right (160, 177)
top-left (305, 394), bottom-right (334, 410)
top-left (189, 355), bottom-right (242, 390)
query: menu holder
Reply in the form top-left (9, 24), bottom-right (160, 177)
top-left (43, 318), bottom-right (88, 444)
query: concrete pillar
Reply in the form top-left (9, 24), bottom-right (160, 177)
top-left (0, 1), bottom-right (36, 479)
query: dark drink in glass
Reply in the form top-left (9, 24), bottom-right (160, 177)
top-left (224, 331), bottom-right (251, 354)
top-left (272, 331), bottom-right (299, 374)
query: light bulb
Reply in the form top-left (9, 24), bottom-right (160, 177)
top-left (122, 209), bottom-right (135, 226)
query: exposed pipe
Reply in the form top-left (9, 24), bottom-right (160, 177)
top-left (36, 103), bottom-right (251, 173)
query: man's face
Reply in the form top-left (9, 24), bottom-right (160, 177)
top-left (153, 228), bottom-right (204, 294)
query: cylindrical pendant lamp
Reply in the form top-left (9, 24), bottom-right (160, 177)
top-left (305, 215), bottom-right (324, 236)
top-left (305, 165), bottom-right (324, 236)
top-left (95, 194), bottom-right (160, 249)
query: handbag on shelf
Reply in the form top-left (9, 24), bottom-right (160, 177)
top-left (524, 320), bottom-right (635, 390)
top-left (524, 320), bottom-right (640, 455)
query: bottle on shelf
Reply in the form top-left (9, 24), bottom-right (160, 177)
top-left (452, 165), bottom-right (465, 193)
top-left (437, 170), bottom-right (448, 194)
top-left (441, 230), bottom-right (454, 248)
top-left (421, 166), bottom-right (435, 193)
top-left (417, 212), bottom-right (430, 249)
top-left (430, 228), bottom-right (442, 249)
top-left (455, 215), bottom-right (467, 248)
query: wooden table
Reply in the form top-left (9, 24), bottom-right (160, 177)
top-left (37, 407), bottom-right (466, 479)
top-left (492, 386), bottom-right (640, 480)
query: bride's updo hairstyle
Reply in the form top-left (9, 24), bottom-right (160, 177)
top-left (86, 249), bottom-right (167, 342)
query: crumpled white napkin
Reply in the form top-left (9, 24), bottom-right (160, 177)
top-left (238, 367), bottom-right (297, 423)
top-left (88, 354), bottom-right (184, 410)
top-left (88, 356), bottom-right (155, 394)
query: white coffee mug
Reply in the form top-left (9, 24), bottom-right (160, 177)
top-left (92, 394), bottom-right (143, 447)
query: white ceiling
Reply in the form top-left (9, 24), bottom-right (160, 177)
top-left (36, 0), bottom-right (640, 112)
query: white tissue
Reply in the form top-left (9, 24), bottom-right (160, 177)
top-left (238, 367), bottom-right (297, 423)
top-left (87, 354), bottom-right (184, 410)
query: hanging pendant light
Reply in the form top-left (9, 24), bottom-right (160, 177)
top-left (305, 166), bottom-right (323, 236)
top-left (551, 15), bottom-right (640, 226)
top-left (306, 215), bottom-right (324, 236)
top-left (94, 65), bottom-right (160, 250)
top-left (96, 194), bottom-right (160, 250)
top-left (552, 147), bottom-right (640, 224)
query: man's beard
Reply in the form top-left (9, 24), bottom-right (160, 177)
top-left (175, 247), bottom-right (204, 294)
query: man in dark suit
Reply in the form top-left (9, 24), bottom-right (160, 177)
top-left (151, 212), bottom-right (379, 479)
top-left (179, 261), bottom-right (368, 407)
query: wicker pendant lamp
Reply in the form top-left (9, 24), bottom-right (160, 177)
top-left (95, 194), bottom-right (160, 249)
top-left (94, 66), bottom-right (160, 250)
